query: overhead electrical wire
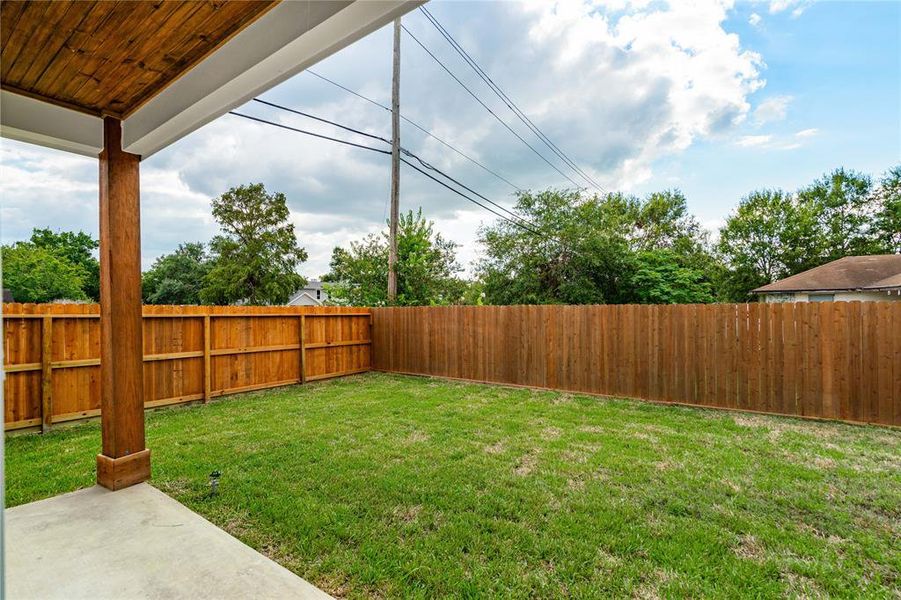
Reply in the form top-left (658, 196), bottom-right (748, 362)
top-left (228, 109), bottom-right (545, 238)
top-left (306, 70), bottom-right (524, 192)
top-left (417, 6), bottom-right (607, 195)
top-left (400, 157), bottom-right (540, 231)
top-left (228, 111), bottom-right (391, 155)
top-left (400, 23), bottom-right (587, 192)
top-left (247, 98), bottom-right (537, 232)
top-left (252, 98), bottom-right (392, 146)
top-left (230, 108), bottom-right (586, 262)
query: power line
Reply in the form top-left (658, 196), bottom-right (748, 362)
top-left (228, 111), bottom-right (391, 155)
top-left (249, 99), bottom-right (532, 228)
top-left (418, 6), bottom-right (606, 194)
top-left (306, 69), bottom-right (524, 192)
top-left (227, 110), bottom-right (545, 238)
top-left (418, 6), bottom-right (605, 194)
top-left (401, 157), bottom-right (543, 233)
top-left (401, 23), bottom-right (587, 191)
top-left (399, 148), bottom-right (534, 230)
top-left (229, 110), bottom-right (584, 262)
top-left (307, 70), bottom-right (390, 110)
top-left (252, 98), bottom-right (391, 145)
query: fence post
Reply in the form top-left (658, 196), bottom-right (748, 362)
top-left (300, 314), bottom-right (306, 384)
top-left (203, 314), bottom-right (211, 402)
top-left (41, 315), bottom-right (53, 433)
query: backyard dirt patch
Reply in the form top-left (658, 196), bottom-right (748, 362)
top-left (513, 450), bottom-right (539, 476)
top-left (542, 426), bottom-right (562, 440)
top-left (405, 430), bottom-right (430, 444)
top-left (734, 534), bottom-right (766, 562)
top-left (484, 440), bottom-right (506, 455)
top-left (393, 504), bottom-right (422, 524)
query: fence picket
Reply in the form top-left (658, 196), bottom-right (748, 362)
top-left (3, 304), bottom-right (371, 431)
top-left (370, 302), bottom-right (900, 427)
top-left (5, 302), bottom-right (899, 429)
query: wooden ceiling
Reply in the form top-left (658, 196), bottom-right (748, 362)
top-left (1, 1), bottom-right (279, 118)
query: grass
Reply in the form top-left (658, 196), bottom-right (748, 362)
top-left (6, 373), bottom-right (900, 598)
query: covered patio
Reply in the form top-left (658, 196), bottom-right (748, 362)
top-left (1, 0), bottom-right (420, 595)
top-left (6, 484), bottom-right (330, 599)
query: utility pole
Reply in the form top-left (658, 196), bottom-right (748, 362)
top-left (387, 17), bottom-right (401, 304)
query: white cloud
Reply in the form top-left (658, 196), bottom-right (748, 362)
top-left (753, 95), bottom-right (792, 125)
top-left (736, 135), bottom-right (772, 147)
top-left (734, 127), bottom-right (818, 151)
top-left (0, 141), bottom-right (98, 253)
top-left (1, 0), bottom-right (766, 276)
top-left (520, 0), bottom-right (763, 187)
top-left (768, 0), bottom-right (811, 17)
top-left (749, 12), bottom-right (762, 27)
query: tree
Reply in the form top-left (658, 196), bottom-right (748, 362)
top-left (717, 167), bottom-right (894, 301)
top-left (1, 243), bottom-right (88, 303)
top-left (633, 190), bottom-right (705, 253)
top-left (324, 208), bottom-right (464, 306)
top-left (200, 183), bottom-right (307, 305)
top-left (28, 228), bottom-right (100, 300)
top-left (323, 238), bottom-right (385, 307)
top-left (479, 190), bottom-right (627, 305)
top-left (873, 165), bottom-right (901, 254)
top-left (716, 189), bottom-right (820, 302)
top-left (630, 249), bottom-right (715, 304)
top-left (142, 242), bottom-right (212, 305)
top-left (477, 189), bottom-right (717, 305)
top-left (797, 167), bottom-right (879, 261)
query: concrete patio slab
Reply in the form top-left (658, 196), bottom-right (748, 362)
top-left (5, 483), bottom-right (332, 600)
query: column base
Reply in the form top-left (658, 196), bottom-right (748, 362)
top-left (97, 449), bottom-right (151, 490)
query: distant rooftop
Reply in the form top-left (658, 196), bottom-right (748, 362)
top-left (753, 255), bottom-right (901, 294)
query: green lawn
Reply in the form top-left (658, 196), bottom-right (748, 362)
top-left (6, 373), bottom-right (900, 598)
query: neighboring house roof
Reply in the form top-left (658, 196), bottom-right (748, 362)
top-left (866, 272), bottom-right (901, 291)
top-left (753, 255), bottom-right (901, 294)
top-left (288, 291), bottom-right (322, 306)
top-left (287, 281), bottom-right (327, 306)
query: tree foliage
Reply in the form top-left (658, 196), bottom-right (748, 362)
top-left (716, 190), bottom-right (820, 301)
top-left (200, 183), bottom-right (307, 305)
top-left (717, 167), bottom-right (895, 301)
top-left (873, 165), bottom-right (901, 253)
top-left (477, 189), bottom-right (717, 305)
top-left (324, 208), bottom-right (464, 306)
top-left (28, 228), bottom-right (100, 300)
top-left (797, 167), bottom-right (881, 260)
top-left (142, 242), bottom-right (212, 305)
top-left (630, 249), bottom-right (715, 304)
top-left (1, 243), bottom-right (88, 303)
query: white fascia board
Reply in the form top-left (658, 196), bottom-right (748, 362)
top-left (123, 0), bottom-right (423, 158)
top-left (0, 90), bottom-right (102, 157)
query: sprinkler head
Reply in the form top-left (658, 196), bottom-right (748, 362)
top-left (209, 470), bottom-right (222, 496)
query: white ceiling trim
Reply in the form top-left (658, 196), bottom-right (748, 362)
top-left (0, 90), bottom-right (102, 157)
top-left (0, 0), bottom-right (422, 160)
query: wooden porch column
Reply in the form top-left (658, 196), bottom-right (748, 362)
top-left (96, 117), bottom-right (150, 490)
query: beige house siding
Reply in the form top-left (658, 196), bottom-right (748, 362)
top-left (763, 291), bottom-right (901, 303)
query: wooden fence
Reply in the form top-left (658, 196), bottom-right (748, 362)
top-left (372, 303), bottom-right (901, 427)
top-left (5, 302), bottom-right (900, 430)
top-left (3, 303), bottom-right (371, 431)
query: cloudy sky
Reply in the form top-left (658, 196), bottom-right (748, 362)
top-left (1, 0), bottom-right (898, 278)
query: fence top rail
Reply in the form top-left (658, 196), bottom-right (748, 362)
top-left (2, 311), bottom-right (372, 319)
top-left (370, 301), bottom-right (883, 310)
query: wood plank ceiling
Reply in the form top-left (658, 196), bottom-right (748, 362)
top-left (1, 1), bottom-right (278, 118)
